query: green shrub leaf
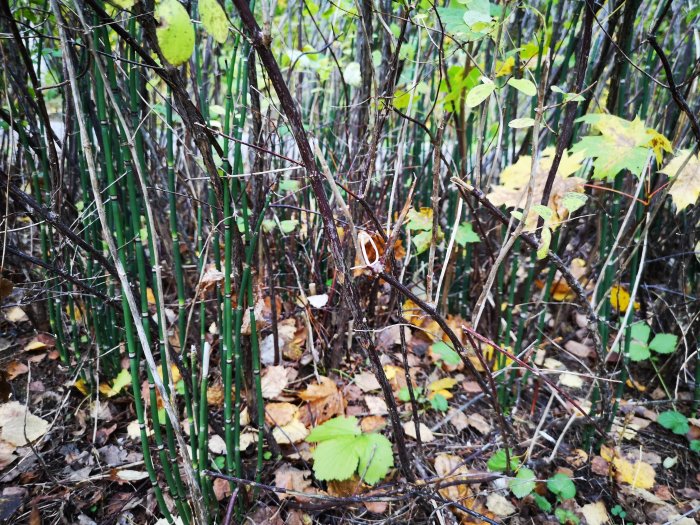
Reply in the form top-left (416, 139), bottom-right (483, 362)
top-left (487, 449), bottom-right (519, 472)
top-left (649, 333), bottom-right (678, 354)
top-left (311, 436), bottom-right (360, 480)
top-left (657, 411), bottom-right (689, 435)
top-left (355, 433), bottom-right (394, 485)
top-left (509, 467), bottom-right (536, 498)
top-left (547, 473), bottom-right (576, 500)
top-left (156, 0), bottom-right (195, 66)
top-left (306, 416), bottom-right (361, 442)
top-left (507, 77), bottom-right (537, 97)
top-left (466, 83), bottom-right (496, 107)
top-left (200, 0), bottom-right (229, 43)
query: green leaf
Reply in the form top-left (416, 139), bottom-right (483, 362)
top-left (532, 204), bottom-right (553, 221)
top-left (101, 368), bottom-right (132, 397)
top-left (213, 455), bottom-right (226, 469)
top-left (487, 449), bottom-right (519, 472)
top-left (455, 222), bottom-right (480, 246)
top-left (111, 0), bottom-right (135, 9)
top-left (412, 230), bottom-right (433, 255)
top-left (630, 322), bottom-right (651, 343)
top-left (555, 508), bottom-right (580, 525)
top-left (280, 219), bottom-right (299, 233)
top-left (562, 192), bottom-right (587, 213)
top-left (430, 393), bottom-right (448, 412)
top-left (533, 493), bottom-right (552, 513)
top-left (649, 333), bottom-right (678, 354)
top-left (628, 341), bottom-right (650, 362)
top-left (508, 117), bottom-right (535, 129)
top-left (432, 341), bottom-right (462, 365)
top-left (406, 208), bottom-right (433, 231)
top-left (571, 114), bottom-right (652, 181)
top-left (199, 0), bottom-right (229, 43)
top-left (547, 473), bottom-right (576, 500)
top-left (690, 440), bottom-right (700, 453)
top-left (507, 77), bottom-right (537, 97)
top-left (657, 411), bottom-right (689, 435)
top-left (306, 416), bottom-right (361, 442)
top-left (156, 0), bottom-right (195, 66)
top-left (465, 83), bottom-right (496, 108)
top-left (355, 433), bottom-right (394, 485)
top-left (509, 467), bottom-right (536, 498)
top-left (311, 436), bottom-right (359, 481)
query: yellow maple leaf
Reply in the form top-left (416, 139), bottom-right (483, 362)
top-left (609, 285), bottom-right (640, 313)
top-left (659, 150), bottom-right (700, 213)
top-left (645, 129), bottom-right (673, 164)
top-left (488, 147), bottom-right (586, 231)
top-left (600, 446), bottom-right (655, 489)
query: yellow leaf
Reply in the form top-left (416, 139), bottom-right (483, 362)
top-left (146, 287), bottom-right (156, 305)
top-left (428, 377), bottom-right (457, 392)
top-left (659, 150), bottom-right (700, 213)
top-left (609, 285), bottom-right (640, 312)
top-left (101, 368), bottom-right (132, 398)
top-left (646, 129), bottom-right (672, 164)
top-left (74, 379), bottom-right (89, 396)
top-left (600, 446), bottom-right (656, 489)
top-left (495, 56), bottom-right (514, 77)
top-left (23, 340), bottom-right (47, 352)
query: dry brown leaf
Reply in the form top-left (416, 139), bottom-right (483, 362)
top-left (261, 366), bottom-right (289, 399)
top-left (5, 362), bottom-right (28, 380)
top-left (298, 376), bottom-right (345, 425)
top-left (298, 376), bottom-right (336, 401)
top-left (4, 307), bottom-right (28, 323)
top-left (354, 372), bottom-right (381, 392)
top-left (208, 434), bottom-right (227, 454)
top-left (212, 477), bottom-right (232, 501)
top-left (0, 402), bottom-right (48, 446)
top-left (265, 402), bottom-right (298, 426)
top-left (434, 453), bottom-right (475, 505)
top-left (360, 416), bottom-right (386, 433)
top-left (402, 422), bottom-right (434, 442)
top-left (465, 413), bottom-right (492, 435)
top-left (207, 383), bottom-right (224, 406)
top-left (272, 418), bottom-right (309, 444)
top-left (447, 408), bottom-right (469, 431)
top-left (364, 395), bottom-right (388, 416)
top-left (274, 466), bottom-right (312, 500)
top-left (486, 493), bottom-right (516, 517)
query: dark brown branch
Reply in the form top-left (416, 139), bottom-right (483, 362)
top-left (230, 0), bottom-right (415, 481)
top-left (647, 35), bottom-right (700, 147)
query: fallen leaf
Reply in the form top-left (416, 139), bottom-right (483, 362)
top-left (486, 493), bottom-right (516, 517)
top-left (659, 149), bottom-right (700, 213)
top-left (114, 469), bottom-right (149, 482)
top-left (560, 373), bottom-right (584, 389)
top-left (600, 445), bottom-right (655, 489)
top-left (298, 376), bottom-right (345, 425)
top-left (306, 294), bottom-right (329, 308)
top-left (261, 366), bottom-right (289, 399)
top-left (5, 362), bottom-right (28, 380)
top-left (272, 418), bottom-right (309, 444)
top-left (466, 413), bottom-right (492, 435)
top-left (609, 285), bottom-right (640, 313)
top-left (402, 422), bottom-right (434, 442)
top-left (212, 477), bottom-right (231, 501)
top-left (265, 402), bottom-right (298, 426)
top-left (360, 416), bottom-right (386, 433)
top-left (447, 408), bottom-right (469, 431)
top-left (4, 307), bottom-right (28, 323)
top-left (580, 501), bottom-right (609, 525)
top-left (364, 396), bottom-right (388, 416)
top-left (274, 465), bottom-right (312, 500)
top-left (208, 434), bottom-right (227, 454)
top-left (298, 376), bottom-right (337, 401)
top-left (0, 402), bottom-right (49, 446)
top-left (354, 372), bottom-right (381, 392)
top-left (23, 339), bottom-right (47, 352)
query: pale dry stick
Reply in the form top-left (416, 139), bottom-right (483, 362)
top-left (286, 253), bottom-right (320, 380)
top-left (525, 390), bottom-right (555, 461)
top-left (471, 63), bottom-right (548, 331)
top-left (606, 213), bottom-right (649, 359)
top-left (590, 157), bottom-right (650, 312)
top-left (52, 3), bottom-right (206, 522)
top-left (433, 197), bottom-right (463, 307)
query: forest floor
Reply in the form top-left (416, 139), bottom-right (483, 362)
top-left (1, 297), bottom-right (699, 525)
